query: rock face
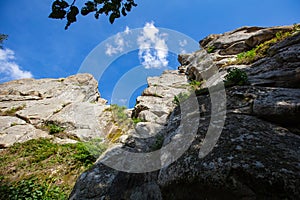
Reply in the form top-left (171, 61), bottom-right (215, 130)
top-left (70, 24), bottom-right (300, 199)
top-left (1, 25), bottom-right (299, 199)
top-left (0, 73), bottom-right (113, 147)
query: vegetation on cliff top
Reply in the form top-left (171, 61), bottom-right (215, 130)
top-left (229, 24), bottom-right (300, 65)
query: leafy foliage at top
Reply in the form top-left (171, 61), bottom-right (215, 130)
top-left (0, 34), bottom-right (8, 49)
top-left (49, 0), bottom-right (137, 29)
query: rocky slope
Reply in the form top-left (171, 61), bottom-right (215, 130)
top-left (70, 25), bottom-right (300, 199)
top-left (0, 74), bottom-right (112, 147)
top-left (1, 24), bottom-right (299, 199)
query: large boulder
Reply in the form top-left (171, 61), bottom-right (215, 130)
top-left (199, 25), bottom-right (294, 55)
top-left (0, 73), bottom-right (112, 147)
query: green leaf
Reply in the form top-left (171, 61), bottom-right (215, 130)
top-left (121, 7), bottom-right (127, 16)
top-left (70, 6), bottom-right (79, 15)
top-left (125, 3), bottom-right (132, 12)
top-left (81, 7), bottom-right (90, 16)
top-left (59, 0), bottom-right (69, 9)
top-left (48, 10), bottom-right (66, 19)
top-left (109, 13), bottom-right (116, 24)
top-left (95, 0), bottom-right (104, 3)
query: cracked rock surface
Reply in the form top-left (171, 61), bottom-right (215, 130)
top-left (70, 25), bottom-right (300, 199)
top-left (0, 73), bottom-right (112, 147)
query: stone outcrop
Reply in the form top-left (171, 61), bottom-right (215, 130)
top-left (199, 25), bottom-right (294, 56)
top-left (1, 24), bottom-right (299, 199)
top-left (70, 24), bottom-right (300, 199)
top-left (132, 70), bottom-right (189, 136)
top-left (0, 73), bottom-right (113, 147)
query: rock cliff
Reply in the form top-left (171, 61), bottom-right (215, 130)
top-left (1, 24), bottom-right (299, 199)
top-left (70, 24), bottom-right (300, 199)
top-left (0, 74), bottom-right (112, 147)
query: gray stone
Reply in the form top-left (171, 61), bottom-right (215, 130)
top-left (0, 116), bottom-right (26, 132)
top-left (0, 124), bottom-right (51, 147)
top-left (247, 33), bottom-right (300, 88)
top-left (200, 25), bottom-right (294, 55)
top-left (0, 73), bottom-right (114, 147)
top-left (134, 122), bottom-right (164, 138)
top-left (66, 25), bottom-right (300, 199)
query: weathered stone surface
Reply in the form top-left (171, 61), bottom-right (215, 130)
top-left (134, 122), bottom-right (164, 138)
top-left (0, 124), bottom-right (51, 147)
top-left (200, 25), bottom-right (294, 55)
top-left (247, 33), bottom-right (300, 88)
top-left (71, 25), bottom-right (300, 199)
top-left (0, 73), bottom-right (112, 147)
top-left (252, 87), bottom-right (300, 128)
top-left (0, 116), bottom-right (27, 132)
top-left (48, 102), bottom-right (110, 140)
top-left (0, 74), bottom-right (100, 102)
top-left (158, 113), bottom-right (300, 199)
top-left (132, 70), bottom-right (189, 120)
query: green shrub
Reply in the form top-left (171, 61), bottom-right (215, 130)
top-left (47, 124), bottom-right (65, 134)
top-left (228, 27), bottom-right (300, 65)
top-left (73, 139), bottom-right (107, 167)
top-left (224, 68), bottom-right (248, 86)
top-left (173, 92), bottom-right (190, 105)
top-left (0, 177), bottom-right (66, 200)
top-left (206, 45), bottom-right (215, 53)
top-left (108, 104), bottom-right (128, 123)
top-left (105, 104), bottom-right (134, 142)
top-left (189, 80), bottom-right (203, 90)
top-left (1, 104), bottom-right (26, 116)
top-left (132, 117), bottom-right (144, 124)
top-left (0, 138), bottom-right (108, 199)
top-left (236, 49), bottom-right (256, 64)
top-left (151, 135), bottom-right (164, 151)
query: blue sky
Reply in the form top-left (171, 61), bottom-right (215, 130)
top-left (1, 0), bottom-right (299, 107)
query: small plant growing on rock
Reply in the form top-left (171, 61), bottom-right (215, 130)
top-left (189, 80), bottom-right (203, 90)
top-left (105, 104), bottom-right (134, 142)
top-left (224, 68), bottom-right (248, 86)
top-left (132, 117), bottom-right (145, 124)
top-left (10, 122), bottom-right (18, 127)
top-left (229, 28), bottom-right (300, 66)
top-left (151, 134), bottom-right (164, 151)
top-left (108, 104), bottom-right (128, 123)
top-left (206, 45), bottom-right (215, 53)
top-left (1, 104), bottom-right (26, 116)
top-left (173, 92), bottom-right (190, 105)
top-left (236, 49), bottom-right (256, 64)
top-left (47, 123), bottom-right (65, 134)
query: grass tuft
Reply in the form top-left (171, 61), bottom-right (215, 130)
top-left (0, 138), bottom-right (107, 199)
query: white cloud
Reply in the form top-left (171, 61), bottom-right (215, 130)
top-left (105, 27), bottom-right (131, 56)
top-left (179, 39), bottom-right (188, 54)
top-left (0, 48), bottom-right (33, 82)
top-left (137, 22), bottom-right (169, 69)
top-left (118, 98), bottom-right (128, 104)
top-left (179, 39), bottom-right (188, 47)
top-left (124, 26), bottom-right (130, 34)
